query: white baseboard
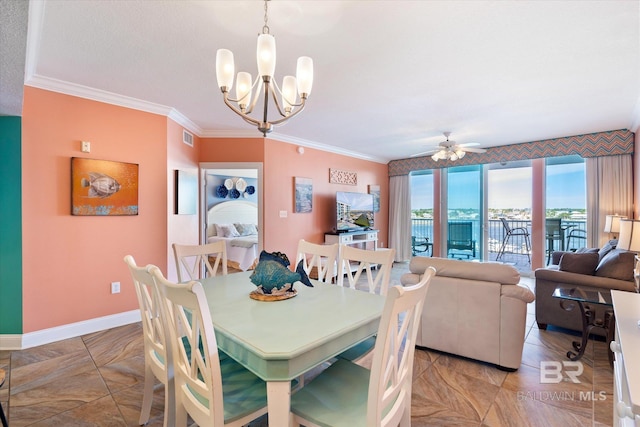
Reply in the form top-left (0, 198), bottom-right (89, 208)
top-left (0, 310), bottom-right (141, 350)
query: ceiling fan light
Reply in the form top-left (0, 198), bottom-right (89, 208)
top-left (216, 49), bottom-right (235, 90)
top-left (456, 149), bottom-right (465, 158)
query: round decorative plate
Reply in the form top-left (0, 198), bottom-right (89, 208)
top-left (249, 289), bottom-right (297, 301)
top-left (224, 178), bottom-right (234, 190)
top-left (216, 185), bottom-right (228, 198)
top-left (246, 185), bottom-right (255, 195)
top-left (236, 178), bottom-right (247, 192)
top-left (229, 189), bottom-right (241, 199)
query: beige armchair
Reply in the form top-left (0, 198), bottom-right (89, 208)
top-left (401, 257), bottom-right (534, 371)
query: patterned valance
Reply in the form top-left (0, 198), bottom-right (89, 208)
top-left (388, 129), bottom-right (634, 176)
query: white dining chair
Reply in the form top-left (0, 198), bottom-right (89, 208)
top-left (290, 266), bottom-right (436, 427)
top-left (335, 246), bottom-right (396, 361)
top-left (336, 245), bottom-right (395, 295)
top-left (173, 241), bottom-right (228, 282)
top-left (123, 255), bottom-right (175, 427)
top-left (295, 240), bottom-right (338, 283)
top-left (150, 266), bottom-right (268, 427)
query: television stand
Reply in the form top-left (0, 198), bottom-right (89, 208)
top-left (325, 229), bottom-right (378, 251)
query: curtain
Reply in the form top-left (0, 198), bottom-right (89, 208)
top-left (585, 154), bottom-right (633, 247)
top-left (389, 174), bottom-right (412, 262)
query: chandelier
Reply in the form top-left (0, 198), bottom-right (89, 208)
top-left (215, 0), bottom-right (314, 136)
top-left (431, 146), bottom-right (465, 162)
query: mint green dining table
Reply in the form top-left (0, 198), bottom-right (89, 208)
top-left (200, 271), bottom-right (386, 426)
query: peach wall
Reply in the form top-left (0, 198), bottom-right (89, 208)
top-left (22, 87), bottom-right (168, 332)
top-left (166, 121), bottom-right (200, 281)
top-left (264, 139), bottom-right (389, 261)
top-left (200, 136), bottom-right (388, 264)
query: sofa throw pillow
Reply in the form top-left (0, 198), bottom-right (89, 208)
top-left (558, 252), bottom-right (600, 275)
top-left (598, 240), bottom-right (617, 261)
top-left (215, 223), bottom-right (240, 238)
top-left (595, 249), bottom-right (635, 281)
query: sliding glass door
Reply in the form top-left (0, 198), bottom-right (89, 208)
top-left (447, 165), bottom-right (482, 260)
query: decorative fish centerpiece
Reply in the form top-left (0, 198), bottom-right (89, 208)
top-left (81, 172), bottom-right (121, 198)
top-left (250, 250), bottom-right (313, 295)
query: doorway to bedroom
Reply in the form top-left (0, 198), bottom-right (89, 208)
top-left (200, 162), bottom-right (263, 272)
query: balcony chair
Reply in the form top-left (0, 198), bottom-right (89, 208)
top-left (290, 267), bottom-right (436, 427)
top-left (546, 218), bottom-right (573, 264)
top-left (496, 218), bottom-right (531, 263)
top-left (124, 255), bottom-right (175, 427)
top-left (566, 228), bottom-right (587, 252)
top-left (295, 239), bottom-right (338, 283)
top-left (335, 245), bottom-right (395, 362)
top-left (150, 267), bottom-right (268, 427)
top-left (173, 241), bottom-right (227, 282)
top-left (447, 221), bottom-right (476, 259)
top-left (411, 236), bottom-right (432, 256)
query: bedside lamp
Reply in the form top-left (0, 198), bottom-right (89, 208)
top-left (604, 214), bottom-right (627, 240)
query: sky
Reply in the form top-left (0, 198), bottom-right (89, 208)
top-left (410, 163), bottom-right (586, 210)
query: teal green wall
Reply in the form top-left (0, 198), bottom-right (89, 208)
top-left (0, 116), bottom-right (22, 334)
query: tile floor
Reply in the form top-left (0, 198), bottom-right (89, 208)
top-left (0, 263), bottom-right (614, 426)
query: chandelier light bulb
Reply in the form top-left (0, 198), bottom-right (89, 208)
top-left (216, 49), bottom-right (235, 90)
top-left (236, 72), bottom-right (253, 110)
top-left (256, 34), bottom-right (276, 78)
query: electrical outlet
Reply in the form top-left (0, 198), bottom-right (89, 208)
top-left (279, 210), bottom-right (287, 218)
top-left (111, 281), bottom-right (121, 294)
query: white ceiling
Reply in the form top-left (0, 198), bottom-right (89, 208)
top-left (3, 0), bottom-right (640, 163)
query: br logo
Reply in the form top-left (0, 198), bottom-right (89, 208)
top-left (540, 361), bottom-right (584, 384)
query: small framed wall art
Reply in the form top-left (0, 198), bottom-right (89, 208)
top-left (294, 177), bottom-right (313, 213)
top-left (329, 168), bottom-right (357, 185)
top-left (175, 170), bottom-right (197, 215)
top-left (71, 157), bottom-right (139, 216)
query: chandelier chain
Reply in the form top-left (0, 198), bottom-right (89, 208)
top-left (262, 0), bottom-right (270, 34)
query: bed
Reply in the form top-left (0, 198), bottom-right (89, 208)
top-left (206, 200), bottom-right (259, 271)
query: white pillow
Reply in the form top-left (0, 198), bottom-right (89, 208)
top-left (234, 223), bottom-right (258, 236)
top-left (216, 223), bottom-right (240, 238)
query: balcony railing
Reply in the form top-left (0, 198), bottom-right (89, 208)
top-left (411, 218), bottom-right (587, 259)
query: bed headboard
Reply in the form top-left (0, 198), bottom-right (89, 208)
top-left (207, 200), bottom-right (258, 237)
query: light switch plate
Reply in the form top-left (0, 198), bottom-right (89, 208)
top-left (81, 141), bottom-right (91, 153)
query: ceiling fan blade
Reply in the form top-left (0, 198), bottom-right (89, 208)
top-left (461, 147), bottom-right (486, 153)
top-left (410, 149), bottom-right (439, 158)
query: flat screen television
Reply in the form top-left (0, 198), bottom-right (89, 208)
top-left (336, 191), bottom-right (375, 232)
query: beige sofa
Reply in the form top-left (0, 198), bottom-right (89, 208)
top-left (401, 257), bottom-right (535, 370)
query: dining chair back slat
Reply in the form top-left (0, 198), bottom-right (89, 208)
top-left (173, 242), bottom-right (227, 282)
top-left (124, 255), bottom-right (174, 427)
top-left (337, 245), bottom-right (395, 295)
top-left (295, 240), bottom-right (338, 283)
top-left (290, 267), bottom-right (436, 427)
top-left (150, 267), bottom-right (268, 427)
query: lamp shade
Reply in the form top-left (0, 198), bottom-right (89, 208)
top-left (256, 33), bottom-right (276, 78)
top-left (604, 214), bottom-right (627, 233)
top-left (617, 219), bottom-right (640, 252)
top-left (216, 49), bottom-right (235, 90)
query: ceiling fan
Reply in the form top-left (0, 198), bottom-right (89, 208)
top-left (411, 132), bottom-right (486, 161)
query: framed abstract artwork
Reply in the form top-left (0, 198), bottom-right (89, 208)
top-left (71, 157), bottom-right (139, 216)
top-left (294, 177), bottom-right (313, 213)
